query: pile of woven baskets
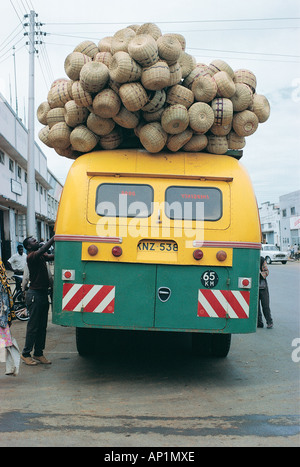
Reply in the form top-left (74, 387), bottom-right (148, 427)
top-left (37, 22), bottom-right (270, 159)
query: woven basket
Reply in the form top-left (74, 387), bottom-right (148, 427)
top-left (37, 101), bottom-right (51, 125)
top-left (111, 27), bottom-right (136, 54)
top-left (164, 33), bottom-right (186, 51)
top-left (167, 128), bottom-right (193, 152)
top-left (109, 51), bottom-right (142, 83)
top-left (192, 75), bottom-right (217, 103)
top-left (80, 61), bottom-right (109, 93)
top-left (128, 34), bottom-right (158, 67)
top-left (231, 83), bottom-right (253, 112)
top-left (210, 122), bottom-right (232, 136)
top-left (100, 128), bottom-right (123, 150)
top-left (98, 36), bottom-right (113, 53)
top-left (157, 35), bottom-right (182, 64)
top-left (86, 113), bottom-right (115, 136)
top-left (234, 69), bottom-right (257, 92)
top-left (208, 59), bottom-right (234, 79)
top-left (178, 52), bottom-right (196, 78)
top-left (213, 71), bottom-right (236, 98)
top-left (119, 82), bottom-right (148, 111)
top-left (188, 102), bottom-right (214, 133)
top-left (73, 40), bottom-right (99, 58)
top-left (92, 88), bottom-right (121, 118)
top-left (227, 131), bottom-right (246, 150)
top-left (127, 24), bottom-right (140, 32)
top-left (47, 108), bottom-right (65, 128)
top-left (161, 104), bottom-right (189, 134)
top-left (251, 94), bottom-right (270, 123)
top-left (207, 135), bottom-right (228, 154)
top-left (48, 122), bottom-right (71, 150)
top-left (166, 84), bottom-right (194, 108)
top-left (168, 62), bottom-right (182, 86)
top-left (142, 106), bottom-right (165, 122)
top-left (139, 122), bottom-right (167, 153)
top-left (113, 105), bottom-right (140, 129)
top-left (142, 89), bottom-right (166, 113)
top-left (55, 146), bottom-right (80, 160)
top-left (72, 81), bottom-right (93, 107)
top-left (211, 98), bottom-right (233, 126)
top-left (94, 51), bottom-right (113, 68)
top-left (232, 110), bottom-right (259, 136)
top-left (38, 126), bottom-right (53, 148)
top-left (183, 134), bottom-right (208, 152)
top-left (182, 63), bottom-right (210, 89)
top-left (136, 23), bottom-right (162, 40)
top-left (47, 81), bottom-right (73, 108)
top-left (64, 52), bottom-right (92, 81)
top-left (141, 61), bottom-right (170, 91)
top-left (70, 125), bottom-right (98, 152)
top-left (64, 100), bottom-right (89, 127)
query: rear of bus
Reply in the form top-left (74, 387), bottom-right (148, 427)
top-left (53, 149), bottom-right (261, 357)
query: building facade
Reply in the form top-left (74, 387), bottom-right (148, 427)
top-left (279, 190), bottom-right (300, 251)
top-left (0, 92), bottom-right (62, 265)
top-left (259, 201), bottom-right (280, 246)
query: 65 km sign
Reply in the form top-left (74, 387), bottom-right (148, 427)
top-left (201, 270), bottom-right (219, 289)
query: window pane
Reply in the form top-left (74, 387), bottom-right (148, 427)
top-left (165, 186), bottom-right (222, 221)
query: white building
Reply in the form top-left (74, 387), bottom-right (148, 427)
top-left (259, 201), bottom-right (281, 247)
top-left (279, 190), bottom-right (300, 251)
top-left (0, 92), bottom-right (62, 265)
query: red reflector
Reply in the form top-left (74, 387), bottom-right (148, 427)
top-left (242, 278), bottom-right (250, 287)
top-left (193, 249), bottom-right (203, 260)
top-left (64, 271), bottom-right (72, 279)
top-left (88, 244), bottom-right (98, 256)
top-left (216, 250), bottom-right (227, 261)
top-left (112, 246), bottom-right (122, 257)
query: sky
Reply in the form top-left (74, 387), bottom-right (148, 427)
top-left (0, 0), bottom-right (299, 206)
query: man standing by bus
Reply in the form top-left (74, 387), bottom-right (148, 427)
top-left (20, 236), bottom-right (54, 366)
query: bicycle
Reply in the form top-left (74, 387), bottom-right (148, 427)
top-left (8, 274), bottom-right (29, 321)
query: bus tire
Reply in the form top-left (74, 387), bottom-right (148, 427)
top-left (191, 333), bottom-right (212, 357)
top-left (76, 327), bottom-right (96, 356)
top-left (211, 333), bottom-right (231, 358)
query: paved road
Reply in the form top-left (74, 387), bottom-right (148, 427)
top-left (0, 262), bottom-right (299, 447)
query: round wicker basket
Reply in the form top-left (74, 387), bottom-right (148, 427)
top-left (47, 81), bottom-right (72, 108)
top-left (64, 100), bottom-right (89, 127)
top-left (92, 88), bottom-right (121, 118)
top-left (192, 75), bottom-right (217, 102)
top-left (128, 34), bottom-right (159, 67)
top-left (111, 28), bottom-right (136, 54)
top-left (70, 125), bottom-right (98, 152)
top-left (46, 108), bottom-right (65, 128)
top-left (80, 61), bottom-right (109, 93)
top-left (207, 135), bottom-right (228, 154)
top-left (166, 84), bottom-right (194, 108)
top-left (113, 105), bottom-right (140, 129)
top-left (183, 134), bottom-right (208, 152)
top-left (142, 89), bottom-right (166, 113)
top-left (100, 128), bottom-right (123, 150)
top-left (73, 40), bottom-right (99, 58)
top-left (183, 63), bottom-right (211, 89)
top-left (208, 59), bottom-right (234, 79)
top-left (136, 23), bottom-right (162, 40)
top-left (211, 98), bottom-right (233, 126)
top-left (251, 94), bottom-right (270, 123)
top-left (230, 83), bottom-right (253, 112)
top-left (38, 126), bottom-right (53, 148)
top-left (139, 122), bottom-right (167, 153)
top-left (72, 81), bottom-right (93, 107)
top-left (210, 122), bottom-right (232, 136)
top-left (86, 113), bottom-right (115, 136)
top-left (188, 102), bottom-right (214, 133)
top-left (109, 51), bottom-right (142, 83)
top-left (48, 122), bottom-right (71, 150)
top-left (213, 71), bottom-right (236, 98)
top-left (234, 69), bottom-right (257, 92)
top-left (94, 51), bottom-right (113, 68)
top-left (164, 33), bottom-right (186, 51)
top-left (232, 110), bottom-right (259, 136)
top-left (98, 36), bottom-right (113, 53)
top-left (227, 131), bottom-right (246, 149)
top-left (161, 104), bottom-right (189, 134)
top-left (64, 52), bottom-right (92, 81)
top-left (37, 101), bottom-right (51, 125)
top-left (167, 128), bottom-right (193, 152)
top-left (141, 61), bottom-right (170, 91)
top-left (119, 82), bottom-right (149, 111)
top-left (178, 52), bottom-right (196, 78)
top-left (157, 35), bottom-right (182, 64)
top-left (142, 106), bottom-right (165, 122)
top-left (168, 62), bottom-right (182, 86)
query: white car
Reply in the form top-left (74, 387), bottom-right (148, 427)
top-left (261, 244), bottom-right (289, 264)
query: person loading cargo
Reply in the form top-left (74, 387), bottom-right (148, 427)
top-left (21, 236), bottom-right (54, 366)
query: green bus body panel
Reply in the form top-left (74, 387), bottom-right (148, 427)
top-left (52, 242), bottom-right (260, 334)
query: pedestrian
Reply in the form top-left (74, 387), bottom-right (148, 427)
top-left (0, 258), bottom-right (20, 376)
top-left (21, 236), bottom-right (54, 366)
top-left (257, 255), bottom-right (273, 329)
top-left (8, 244), bottom-right (27, 292)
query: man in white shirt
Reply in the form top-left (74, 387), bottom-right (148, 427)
top-left (8, 245), bottom-right (27, 291)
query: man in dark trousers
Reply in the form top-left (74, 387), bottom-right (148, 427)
top-left (21, 236), bottom-right (54, 366)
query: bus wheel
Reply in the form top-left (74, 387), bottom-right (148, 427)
top-left (76, 328), bottom-right (96, 356)
top-left (211, 334), bottom-right (231, 358)
top-left (192, 333), bottom-right (212, 357)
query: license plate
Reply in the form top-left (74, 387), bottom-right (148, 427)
top-left (138, 241), bottom-right (178, 252)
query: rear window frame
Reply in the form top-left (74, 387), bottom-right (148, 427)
top-left (164, 185), bottom-right (223, 222)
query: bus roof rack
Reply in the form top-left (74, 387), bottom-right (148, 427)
top-left (225, 150), bottom-right (243, 159)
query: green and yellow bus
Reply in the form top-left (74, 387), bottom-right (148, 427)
top-left (53, 149), bottom-right (261, 357)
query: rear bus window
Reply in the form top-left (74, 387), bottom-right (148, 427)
top-left (165, 186), bottom-right (222, 221)
top-left (96, 183), bottom-right (154, 218)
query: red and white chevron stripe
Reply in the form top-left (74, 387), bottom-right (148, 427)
top-left (197, 289), bottom-right (250, 319)
top-left (62, 283), bottom-right (115, 314)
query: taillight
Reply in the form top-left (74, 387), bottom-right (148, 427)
top-left (238, 277), bottom-right (252, 288)
top-left (216, 250), bottom-right (227, 261)
top-left (62, 269), bottom-right (75, 280)
top-left (88, 244), bottom-right (98, 256)
top-left (112, 246), bottom-right (122, 257)
top-left (193, 249), bottom-right (203, 260)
